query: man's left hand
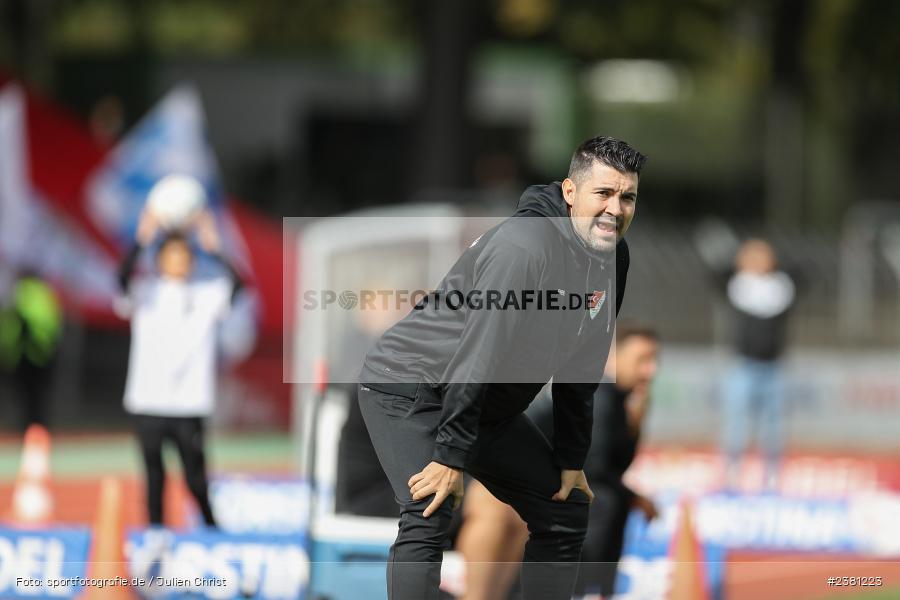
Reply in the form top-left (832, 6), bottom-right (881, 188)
top-left (553, 469), bottom-right (594, 502)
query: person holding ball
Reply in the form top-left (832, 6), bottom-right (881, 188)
top-left (116, 181), bottom-right (243, 529)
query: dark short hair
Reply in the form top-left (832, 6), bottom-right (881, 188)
top-left (156, 231), bottom-right (192, 258)
top-left (568, 136), bottom-right (647, 182)
top-left (616, 321), bottom-right (659, 346)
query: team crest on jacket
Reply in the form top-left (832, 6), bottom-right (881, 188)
top-left (589, 290), bottom-right (606, 320)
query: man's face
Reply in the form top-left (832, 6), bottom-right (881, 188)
top-left (736, 239), bottom-right (776, 274)
top-left (562, 161), bottom-right (638, 253)
top-left (157, 240), bottom-right (193, 280)
top-left (615, 335), bottom-right (659, 391)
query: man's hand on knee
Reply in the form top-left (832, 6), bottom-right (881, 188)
top-left (408, 461), bottom-right (465, 517)
top-left (553, 469), bottom-right (595, 503)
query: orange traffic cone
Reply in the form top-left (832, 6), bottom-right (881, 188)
top-left (667, 501), bottom-right (710, 600)
top-left (84, 477), bottom-right (131, 599)
top-left (8, 424), bottom-right (53, 525)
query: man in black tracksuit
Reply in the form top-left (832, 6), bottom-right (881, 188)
top-left (358, 136), bottom-right (646, 600)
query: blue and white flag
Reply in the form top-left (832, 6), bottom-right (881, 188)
top-left (85, 85), bottom-right (225, 246)
top-left (85, 85), bottom-right (258, 362)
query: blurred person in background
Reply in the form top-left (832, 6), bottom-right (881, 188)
top-left (456, 323), bottom-right (660, 600)
top-left (720, 238), bottom-right (795, 491)
top-left (88, 94), bottom-right (125, 145)
top-left (116, 205), bottom-right (243, 528)
top-left (543, 323), bottom-right (660, 599)
top-left (0, 270), bottom-right (63, 431)
top-left (452, 476), bottom-right (528, 600)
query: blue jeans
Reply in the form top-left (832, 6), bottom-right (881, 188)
top-left (721, 357), bottom-right (785, 480)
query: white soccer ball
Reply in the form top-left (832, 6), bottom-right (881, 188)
top-left (146, 174), bottom-right (207, 229)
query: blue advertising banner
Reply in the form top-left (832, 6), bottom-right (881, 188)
top-left (631, 492), bottom-right (872, 554)
top-left (616, 526), bottom-right (726, 600)
top-left (196, 476), bottom-right (312, 536)
top-left (126, 528), bottom-right (309, 599)
top-left (0, 526), bottom-right (92, 599)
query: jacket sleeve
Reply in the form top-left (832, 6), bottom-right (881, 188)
top-left (432, 239), bottom-right (542, 469)
top-left (117, 243), bottom-right (143, 293)
top-left (209, 252), bottom-right (244, 302)
top-left (615, 238), bottom-right (630, 315)
top-left (550, 379), bottom-right (600, 470)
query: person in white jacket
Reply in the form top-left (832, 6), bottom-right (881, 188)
top-left (117, 206), bottom-right (243, 527)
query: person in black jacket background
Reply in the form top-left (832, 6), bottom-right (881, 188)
top-left (357, 136), bottom-right (646, 600)
top-left (720, 238), bottom-right (795, 491)
top-left (526, 323), bottom-right (660, 599)
top-left (453, 323), bottom-right (661, 600)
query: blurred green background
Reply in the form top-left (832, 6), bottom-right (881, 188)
top-left (4, 0), bottom-right (899, 228)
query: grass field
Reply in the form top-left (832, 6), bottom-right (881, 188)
top-left (0, 431), bottom-right (294, 481)
top-left (0, 430), bottom-right (295, 529)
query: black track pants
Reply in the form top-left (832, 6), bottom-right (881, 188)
top-left (133, 414), bottom-right (216, 527)
top-left (359, 383), bottom-right (590, 600)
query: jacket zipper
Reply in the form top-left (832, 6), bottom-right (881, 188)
top-left (606, 276), bottom-right (612, 333)
top-left (577, 257), bottom-right (592, 336)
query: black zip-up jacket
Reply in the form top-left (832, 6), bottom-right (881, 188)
top-left (528, 383), bottom-right (638, 501)
top-left (360, 182), bottom-right (629, 471)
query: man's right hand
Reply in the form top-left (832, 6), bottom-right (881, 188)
top-left (408, 461), bottom-right (464, 518)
